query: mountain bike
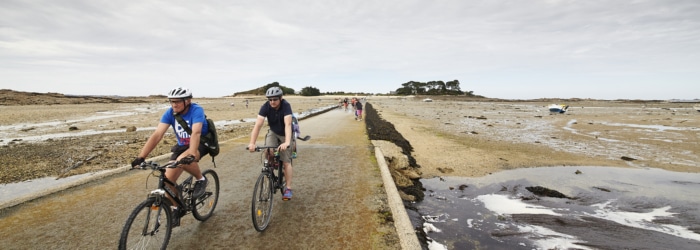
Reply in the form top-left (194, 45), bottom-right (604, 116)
top-left (247, 135), bottom-right (310, 232)
top-left (118, 156), bottom-right (220, 250)
top-left (247, 146), bottom-right (286, 232)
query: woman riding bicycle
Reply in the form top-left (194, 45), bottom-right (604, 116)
top-left (247, 86), bottom-right (295, 200)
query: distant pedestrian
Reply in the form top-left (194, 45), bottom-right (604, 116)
top-left (245, 99), bottom-right (249, 109)
top-left (355, 100), bottom-right (363, 121)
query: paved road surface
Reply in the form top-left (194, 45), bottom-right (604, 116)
top-left (0, 109), bottom-right (402, 249)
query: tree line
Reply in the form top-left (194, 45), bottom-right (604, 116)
top-left (394, 80), bottom-right (468, 95)
top-left (234, 80), bottom-right (474, 97)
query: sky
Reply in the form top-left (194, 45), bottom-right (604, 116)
top-left (1, 0), bottom-right (699, 100)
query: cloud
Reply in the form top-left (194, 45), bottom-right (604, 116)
top-left (1, 0), bottom-right (699, 99)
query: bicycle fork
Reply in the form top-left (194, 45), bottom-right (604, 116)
top-left (146, 189), bottom-right (168, 234)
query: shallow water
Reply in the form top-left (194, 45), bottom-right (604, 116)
top-left (411, 166), bottom-right (700, 250)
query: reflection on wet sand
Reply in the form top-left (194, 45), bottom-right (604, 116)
top-left (413, 166), bottom-right (700, 250)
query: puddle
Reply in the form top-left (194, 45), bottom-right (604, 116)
top-left (411, 166), bottom-right (700, 249)
top-left (0, 172), bottom-right (97, 206)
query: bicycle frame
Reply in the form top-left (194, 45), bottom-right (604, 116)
top-left (120, 157), bottom-right (219, 250)
top-left (259, 146), bottom-right (285, 193)
top-left (144, 162), bottom-right (198, 216)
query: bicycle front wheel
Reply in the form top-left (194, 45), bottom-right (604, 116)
top-left (193, 169), bottom-right (220, 221)
top-left (251, 172), bottom-right (274, 232)
top-left (119, 197), bottom-right (172, 250)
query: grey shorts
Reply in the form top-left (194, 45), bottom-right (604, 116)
top-left (265, 130), bottom-right (294, 163)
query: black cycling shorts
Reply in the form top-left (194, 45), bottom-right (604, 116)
top-left (170, 143), bottom-right (209, 161)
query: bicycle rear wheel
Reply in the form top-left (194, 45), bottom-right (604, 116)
top-left (193, 169), bottom-right (220, 221)
top-left (251, 172), bottom-right (274, 232)
top-left (119, 197), bottom-right (172, 250)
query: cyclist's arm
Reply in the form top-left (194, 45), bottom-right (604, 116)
top-left (248, 115), bottom-right (266, 152)
top-left (138, 122), bottom-right (170, 159)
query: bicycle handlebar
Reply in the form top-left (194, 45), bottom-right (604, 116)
top-left (132, 155), bottom-right (195, 170)
top-left (246, 146), bottom-right (278, 152)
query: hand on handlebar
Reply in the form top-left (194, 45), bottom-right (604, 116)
top-left (178, 155), bottom-right (195, 165)
top-left (131, 157), bottom-right (145, 168)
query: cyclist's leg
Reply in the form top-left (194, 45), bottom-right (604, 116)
top-left (267, 131), bottom-right (293, 191)
top-left (178, 143), bottom-right (205, 180)
top-left (264, 130), bottom-right (278, 162)
top-left (275, 133), bottom-right (294, 191)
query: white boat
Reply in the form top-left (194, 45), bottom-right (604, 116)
top-left (548, 104), bottom-right (569, 113)
top-left (422, 98), bottom-right (433, 102)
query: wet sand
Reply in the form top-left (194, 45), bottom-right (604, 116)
top-left (368, 96), bottom-right (700, 178)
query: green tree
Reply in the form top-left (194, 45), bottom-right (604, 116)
top-left (300, 86), bottom-right (321, 96)
top-left (394, 80), bottom-right (465, 96)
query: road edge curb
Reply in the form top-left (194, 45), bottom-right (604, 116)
top-left (373, 145), bottom-right (421, 250)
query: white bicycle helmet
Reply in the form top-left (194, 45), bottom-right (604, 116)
top-left (167, 87), bottom-right (192, 99)
top-left (265, 87), bottom-right (283, 97)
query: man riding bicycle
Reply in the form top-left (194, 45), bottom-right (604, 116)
top-left (131, 87), bottom-right (210, 226)
top-left (248, 86), bottom-right (295, 200)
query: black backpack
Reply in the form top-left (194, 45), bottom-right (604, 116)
top-left (174, 114), bottom-right (220, 166)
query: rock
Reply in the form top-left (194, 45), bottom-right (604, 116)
top-left (400, 168), bottom-right (422, 179)
top-left (526, 186), bottom-right (569, 199)
top-left (390, 168), bottom-right (415, 187)
top-left (436, 167), bottom-right (454, 174)
top-left (621, 156), bottom-right (636, 161)
top-left (398, 190), bottom-right (415, 201)
top-left (126, 126), bottom-right (137, 132)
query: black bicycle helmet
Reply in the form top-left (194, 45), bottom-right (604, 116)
top-left (167, 87), bottom-right (192, 99)
top-left (265, 87), bottom-right (283, 97)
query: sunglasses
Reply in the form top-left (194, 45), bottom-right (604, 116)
top-left (268, 98), bottom-right (280, 102)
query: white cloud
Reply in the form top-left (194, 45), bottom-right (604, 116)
top-left (1, 0), bottom-right (699, 99)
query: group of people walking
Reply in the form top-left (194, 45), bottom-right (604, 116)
top-left (340, 96), bottom-right (364, 121)
top-left (131, 86), bottom-right (298, 227)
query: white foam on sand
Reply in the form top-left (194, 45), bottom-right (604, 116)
top-left (477, 192), bottom-right (700, 248)
top-left (477, 194), bottom-right (561, 216)
top-left (587, 201), bottom-right (700, 241)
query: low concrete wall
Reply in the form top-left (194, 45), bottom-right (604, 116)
top-left (373, 145), bottom-right (421, 250)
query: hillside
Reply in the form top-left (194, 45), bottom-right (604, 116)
top-left (0, 89), bottom-right (154, 106)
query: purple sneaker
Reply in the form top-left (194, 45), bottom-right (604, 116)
top-left (283, 188), bottom-right (293, 201)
